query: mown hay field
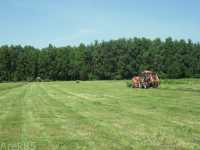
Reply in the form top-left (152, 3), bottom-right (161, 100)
top-left (0, 79), bottom-right (199, 150)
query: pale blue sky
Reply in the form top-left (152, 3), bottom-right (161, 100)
top-left (0, 0), bottom-right (199, 47)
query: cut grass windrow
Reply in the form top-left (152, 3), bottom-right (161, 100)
top-left (0, 80), bottom-right (199, 150)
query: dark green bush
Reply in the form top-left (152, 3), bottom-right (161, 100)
top-left (126, 81), bottom-right (132, 88)
top-left (76, 80), bottom-right (80, 83)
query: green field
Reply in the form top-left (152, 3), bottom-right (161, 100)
top-left (0, 80), bottom-right (200, 150)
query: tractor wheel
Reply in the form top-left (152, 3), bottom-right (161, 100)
top-left (153, 82), bottom-right (159, 88)
top-left (141, 83), bottom-right (147, 89)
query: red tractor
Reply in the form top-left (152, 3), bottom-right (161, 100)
top-left (132, 70), bottom-right (160, 88)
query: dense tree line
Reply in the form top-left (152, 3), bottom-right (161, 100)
top-left (0, 37), bottom-right (200, 81)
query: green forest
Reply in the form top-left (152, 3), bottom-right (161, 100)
top-left (0, 37), bottom-right (200, 81)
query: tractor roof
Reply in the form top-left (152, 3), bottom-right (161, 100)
top-left (141, 70), bottom-right (153, 74)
